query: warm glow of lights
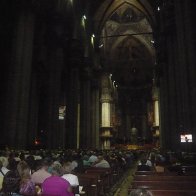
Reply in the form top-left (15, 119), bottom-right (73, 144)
top-left (157, 6), bottom-right (160, 11)
top-left (154, 100), bottom-right (159, 126)
top-left (91, 34), bottom-right (95, 47)
top-left (102, 103), bottom-right (110, 127)
top-left (81, 15), bottom-right (87, 28)
top-left (34, 139), bottom-right (40, 145)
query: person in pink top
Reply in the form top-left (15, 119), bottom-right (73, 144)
top-left (42, 163), bottom-right (73, 196)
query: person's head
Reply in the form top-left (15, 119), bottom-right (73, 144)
top-left (0, 157), bottom-right (8, 168)
top-left (129, 188), bottom-right (153, 196)
top-left (83, 155), bottom-right (89, 161)
top-left (63, 161), bottom-right (73, 174)
top-left (0, 160), bottom-right (3, 169)
top-left (141, 158), bottom-right (147, 165)
top-left (17, 161), bottom-right (31, 179)
top-left (50, 163), bottom-right (64, 176)
top-left (40, 158), bottom-right (52, 169)
top-left (97, 155), bottom-right (104, 161)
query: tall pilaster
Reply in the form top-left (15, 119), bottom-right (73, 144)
top-left (65, 39), bottom-right (82, 149)
top-left (174, 0), bottom-right (196, 150)
top-left (100, 73), bottom-right (113, 149)
top-left (80, 58), bottom-right (92, 148)
top-left (4, 10), bottom-right (35, 148)
top-left (33, 13), bottom-right (66, 149)
top-left (91, 78), bottom-right (100, 148)
top-left (158, 0), bottom-right (196, 151)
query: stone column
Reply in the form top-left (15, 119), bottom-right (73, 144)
top-left (174, 0), bottom-right (196, 151)
top-left (65, 39), bottom-right (82, 149)
top-left (91, 81), bottom-right (100, 148)
top-left (27, 75), bottom-right (39, 148)
top-left (141, 115), bottom-right (148, 142)
top-left (34, 14), bottom-right (65, 149)
top-left (158, 1), bottom-right (196, 151)
top-left (80, 59), bottom-right (91, 148)
top-left (4, 11), bottom-right (35, 148)
top-left (100, 73), bottom-right (113, 149)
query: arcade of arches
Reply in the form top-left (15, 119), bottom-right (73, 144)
top-left (0, 0), bottom-right (196, 152)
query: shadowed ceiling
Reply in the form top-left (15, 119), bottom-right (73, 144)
top-left (93, 0), bottom-right (156, 116)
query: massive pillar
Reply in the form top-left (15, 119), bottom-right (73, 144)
top-left (159, 1), bottom-right (196, 151)
top-left (80, 58), bottom-right (92, 148)
top-left (152, 86), bottom-right (160, 146)
top-left (100, 73), bottom-right (113, 149)
top-left (91, 78), bottom-right (100, 148)
top-left (4, 10), bottom-right (35, 148)
top-left (65, 39), bottom-right (82, 149)
top-left (33, 14), bottom-right (66, 149)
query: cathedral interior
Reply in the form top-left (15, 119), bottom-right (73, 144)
top-left (0, 0), bottom-right (196, 152)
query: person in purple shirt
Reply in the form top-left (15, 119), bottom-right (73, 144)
top-left (42, 163), bottom-right (73, 196)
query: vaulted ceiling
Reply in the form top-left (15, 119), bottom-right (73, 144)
top-left (92, 0), bottom-right (157, 114)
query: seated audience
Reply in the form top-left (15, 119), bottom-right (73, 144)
top-left (62, 161), bottom-right (79, 195)
top-left (1, 169), bottom-right (21, 195)
top-left (154, 157), bottom-right (167, 173)
top-left (129, 188), bottom-right (153, 196)
top-left (0, 153), bottom-right (9, 176)
top-left (82, 155), bottom-right (91, 167)
top-left (0, 152), bottom-right (9, 170)
top-left (92, 155), bottom-right (110, 168)
top-left (42, 163), bottom-right (73, 196)
top-left (88, 152), bottom-right (98, 165)
top-left (137, 158), bottom-right (151, 171)
top-left (0, 159), bottom-right (9, 177)
top-left (17, 161), bottom-right (36, 196)
top-left (0, 160), bottom-right (5, 190)
top-left (31, 158), bottom-right (52, 185)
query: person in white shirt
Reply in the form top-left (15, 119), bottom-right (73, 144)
top-left (93, 155), bottom-right (110, 168)
top-left (0, 160), bottom-right (10, 190)
top-left (88, 152), bottom-right (98, 164)
top-left (62, 161), bottom-right (79, 196)
top-left (0, 158), bottom-right (9, 177)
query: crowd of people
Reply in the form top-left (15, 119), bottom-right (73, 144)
top-left (136, 149), bottom-right (196, 174)
top-left (0, 148), bottom-right (136, 196)
top-left (1, 147), bottom-right (195, 196)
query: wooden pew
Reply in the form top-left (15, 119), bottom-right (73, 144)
top-left (151, 189), bottom-right (196, 196)
top-left (131, 165), bottom-right (196, 195)
top-left (85, 168), bottom-right (112, 189)
top-left (129, 189), bottom-right (196, 196)
top-left (132, 180), bottom-right (196, 190)
top-left (72, 185), bottom-right (79, 195)
top-left (135, 171), bottom-right (177, 175)
top-left (77, 173), bottom-right (101, 196)
top-left (134, 174), bottom-right (196, 181)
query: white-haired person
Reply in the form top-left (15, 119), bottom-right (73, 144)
top-left (42, 163), bottom-right (73, 196)
top-left (62, 161), bottom-right (79, 196)
top-left (129, 188), bottom-right (153, 196)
